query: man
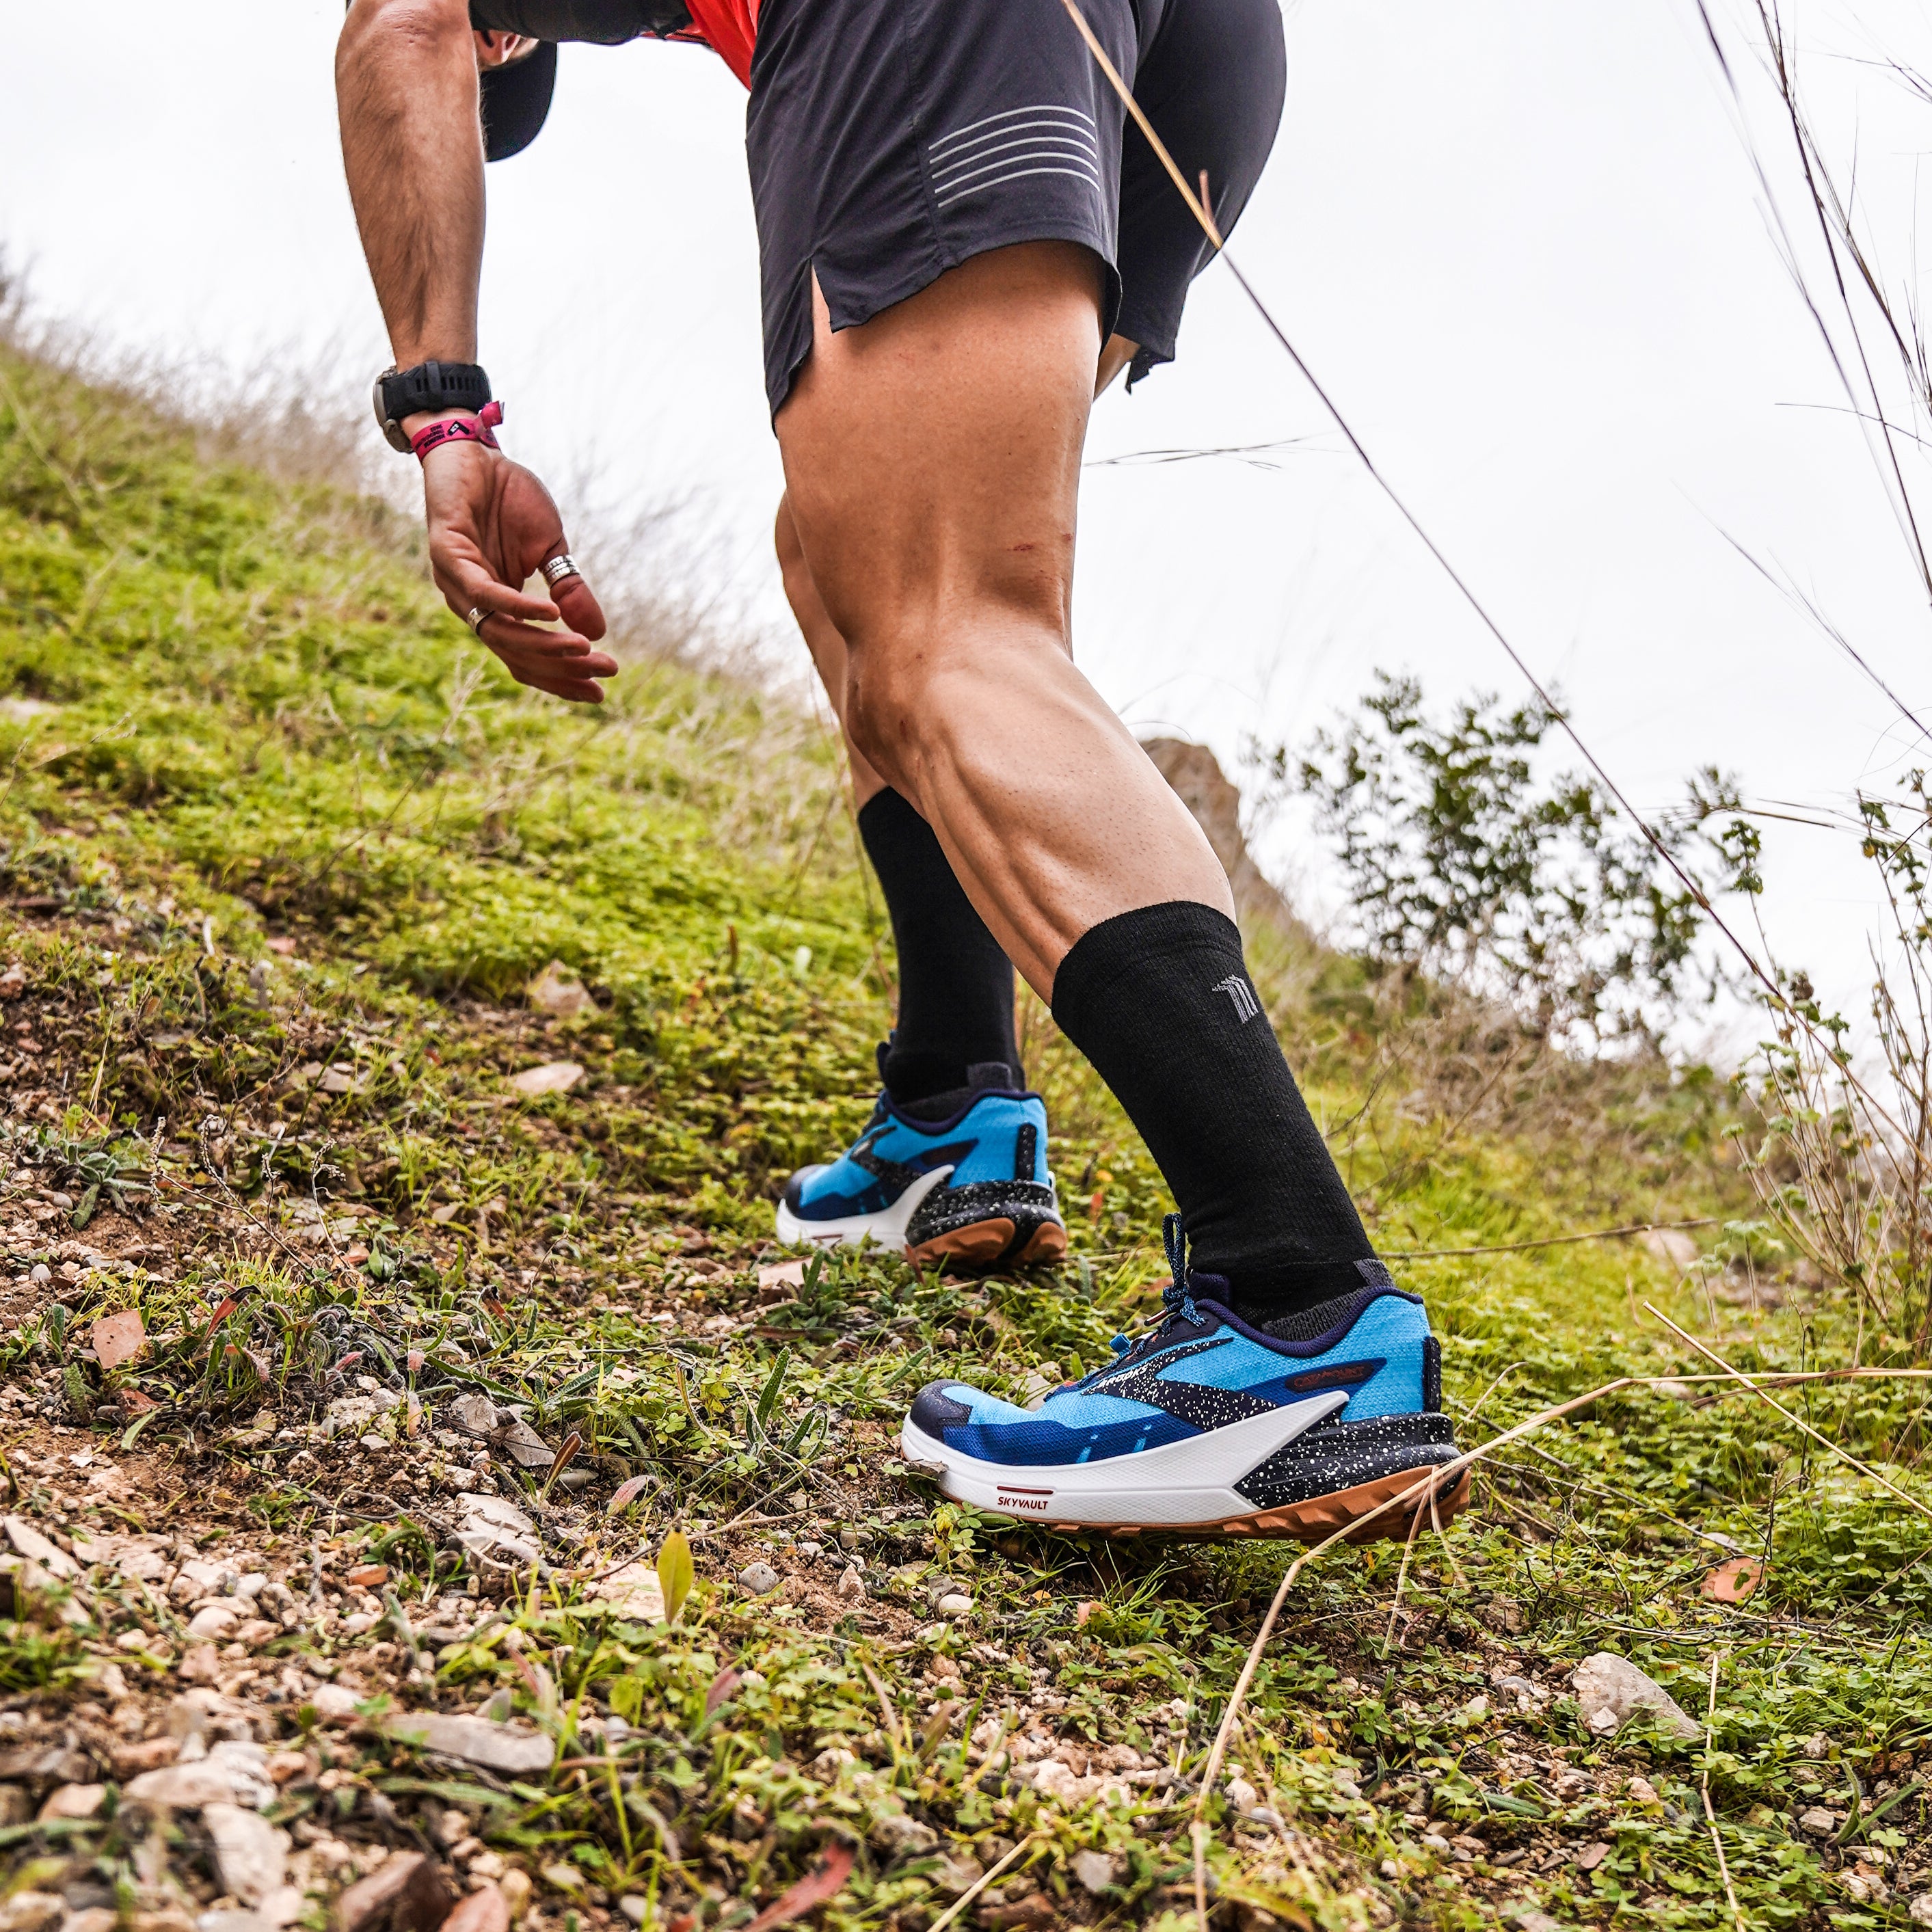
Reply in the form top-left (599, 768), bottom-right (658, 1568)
top-left (336, 0), bottom-right (1466, 1540)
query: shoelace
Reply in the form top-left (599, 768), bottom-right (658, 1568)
top-left (1097, 1213), bottom-right (1202, 1371)
top-left (1161, 1211), bottom-right (1201, 1326)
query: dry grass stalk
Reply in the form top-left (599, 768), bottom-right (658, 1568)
top-left (1700, 1650), bottom-right (1747, 1932)
top-left (1643, 1304), bottom-right (1932, 1522)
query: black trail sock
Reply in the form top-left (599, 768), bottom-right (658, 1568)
top-left (859, 788), bottom-right (1021, 1104)
top-left (1051, 900), bottom-right (1381, 1322)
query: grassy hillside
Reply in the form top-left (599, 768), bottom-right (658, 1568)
top-left (0, 336), bottom-right (1929, 1932)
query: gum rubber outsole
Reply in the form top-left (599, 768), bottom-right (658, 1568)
top-left (904, 1218), bottom-right (1069, 1270)
top-left (1040, 1464), bottom-right (1473, 1545)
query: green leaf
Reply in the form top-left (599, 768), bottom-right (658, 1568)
top-left (755, 1349), bottom-right (790, 1427)
top-left (658, 1529), bottom-right (694, 1626)
top-left (70, 1182), bottom-right (98, 1231)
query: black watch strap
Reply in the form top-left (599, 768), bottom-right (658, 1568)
top-left (373, 362), bottom-right (493, 453)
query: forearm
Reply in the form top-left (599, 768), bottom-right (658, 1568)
top-left (336, 0), bottom-right (485, 365)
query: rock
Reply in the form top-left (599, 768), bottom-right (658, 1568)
top-left (4, 1516), bottom-right (78, 1579)
top-left (1071, 1851), bottom-right (1118, 1894)
top-left (934, 1857), bottom-right (984, 1897)
top-left (204, 1802), bottom-right (291, 1905)
top-left (490, 1414), bottom-right (556, 1470)
top-left (456, 1492), bottom-right (540, 1565)
top-left (1798, 1806), bottom-right (1837, 1836)
top-left (346, 1564), bottom-right (389, 1589)
top-left (0, 1745), bottom-right (95, 1790)
top-left (836, 1568), bottom-right (866, 1600)
top-left (756, 1259), bottom-right (806, 1293)
top-left (185, 1602), bottom-right (241, 1641)
top-left (1907, 1894), bottom-right (1932, 1926)
top-left (124, 1756), bottom-right (250, 1811)
top-left (309, 1685), bottom-right (360, 1719)
top-left (0, 963), bottom-right (25, 1002)
top-left (1141, 738), bottom-right (1308, 935)
top-left (439, 1890), bottom-right (509, 1932)
top-left (506, 1062), bottom-right (583, 1099)
top-left (36, 1782), bottom-right (105, 1821)
top-left (935, 1593), bottom-right (974, 1617)
top-left (526, 962), bottom-right (591, 1019)
top-left (176, 1644), bottom-right (222, 1685)
top-left (498, 1873), bottom-right (531, 1924)
top-left (538, 1867), bottom-right (583, 1896)
top-left (0, 1900), bottom-right (63, 1932)
top-left (870, 1811), bottom-right (939, 1855)
top-left (738, 1562), bottom-right (780, 1596)
top-left (92, 1309), bottom-right (146, 1372)
top-left (332, 1853), bottom-right (455, 1932)
top-left (589, 1558), bottom-right (665, 1622)
top-left (1225, 1776), bottom-right (1259, 1814)
top-left (1569, 1653), bottom-right (1702, 1741)
top-left (449, 1394), bottom-right (499, 1436)
top-left (1512, 1914), bottom-right (1565, 1932)
top-left (617, 1901), bottom-right (648, 1929)
top-left (1801, 1732), bottom-right (1832, 1759)
top-left (1639, 1227), bottom-right (1699, 1270)
top-left (1575, 1842), bottom-right (1612, 1871)
top-left (380, 1713), bottom-right (556, 1775)
top-left (64, 1910), bottom-right (117, 1932)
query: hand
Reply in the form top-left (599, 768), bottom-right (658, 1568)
top-left (418, 438), bottom-right (619, 703)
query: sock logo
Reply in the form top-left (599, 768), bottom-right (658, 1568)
top-left (1211, 974), bottom-right (1260, 1023)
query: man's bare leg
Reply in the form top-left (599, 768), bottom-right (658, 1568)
top-left (772, 321), bottom-right (1137, 818)
top-left (776, 243), bottom-right (1231, 998)
top-left (775, 498), bottom-right (887, 811)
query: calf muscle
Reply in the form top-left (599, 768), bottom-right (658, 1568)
top-left (775, 242), bottom-right (1231, 995)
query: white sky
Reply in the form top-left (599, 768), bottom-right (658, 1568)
top-left (9, 0), bottom-right (1932, 1053)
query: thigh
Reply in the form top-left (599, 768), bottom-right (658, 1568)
top-left (747, 0), bottom-right (1141, 418)
top-left (775, 241), bottom-right (1103, 655)
top-left (1114, 0), bottom-right (1287, 380)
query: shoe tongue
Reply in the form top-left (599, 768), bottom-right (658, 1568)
top-left (1185, 1271), bottom-right (1233, 1310)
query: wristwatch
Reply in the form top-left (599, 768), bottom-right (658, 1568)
top-left (373, 362), bottom-right (493, 453)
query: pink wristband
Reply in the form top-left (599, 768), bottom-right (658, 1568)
top-left (410, 399), bottom-right (505, 460)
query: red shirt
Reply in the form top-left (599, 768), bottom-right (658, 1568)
top-left (679, 0), bottom-right (759, 85)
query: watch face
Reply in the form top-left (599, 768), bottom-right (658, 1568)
top-left (373, 370), bottom-right (412, 453)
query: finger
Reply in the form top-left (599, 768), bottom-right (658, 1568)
top-left (477, 615), bottom-right (616, 667)
top-left (436, 554), bottom-right (561, 627)
top-left (506, 656), bottom-right (602, 703)
top-left (540, 544), bottom-right (608, 643)
top-left (552, 571), bottom-right (608, 643)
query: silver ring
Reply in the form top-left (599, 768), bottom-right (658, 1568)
top-left (541, 554), bottom-right (582, 587)
top-left (464, 606), bottom-right (487, 637)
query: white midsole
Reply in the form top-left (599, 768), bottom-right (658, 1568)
top-left (773, 1164), bottom-right (954, 1251)
top-left (899, 1390), bottom-right (1348, 1527)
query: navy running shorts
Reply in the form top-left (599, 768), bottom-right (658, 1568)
top-left (746, 0), bottom-right (1287, 415)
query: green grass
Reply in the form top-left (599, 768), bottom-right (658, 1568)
top-left (3, 335), bottom-right (1932, 1929)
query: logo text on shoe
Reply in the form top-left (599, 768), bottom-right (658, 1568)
top-left (1285, 1356), bottom-right (1384, 1394)
top-left (1212, 974), bottom-right (1260, 1022)
top-left (996, 1485), bottom-right (1052, 1514)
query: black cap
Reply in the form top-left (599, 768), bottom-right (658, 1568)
top-left (479, 40), bottom-right (557, 161)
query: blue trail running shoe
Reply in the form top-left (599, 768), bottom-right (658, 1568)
top-left (900, 1217), bottom-right (1466, 1541)
top-left (775, 1062), bottom-right (1066, 1269)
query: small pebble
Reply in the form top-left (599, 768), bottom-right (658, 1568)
top-left (935, 1593), bottom-right (974, 1616)
top-left (618, 1901), bottom-right (648, 1928)
top-left (738, 1562), bottom-right (781, 1596)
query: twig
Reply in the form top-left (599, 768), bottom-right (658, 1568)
top-left (925, 1833), bottom-right (1042, 1932)
top-left (1644, 1306), bottom-right (1932, 1522)
top-left (1701, 1651), bottom-right (1747, 1932)
top-left (1384, 1218), bottom-right (1719, 1260)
